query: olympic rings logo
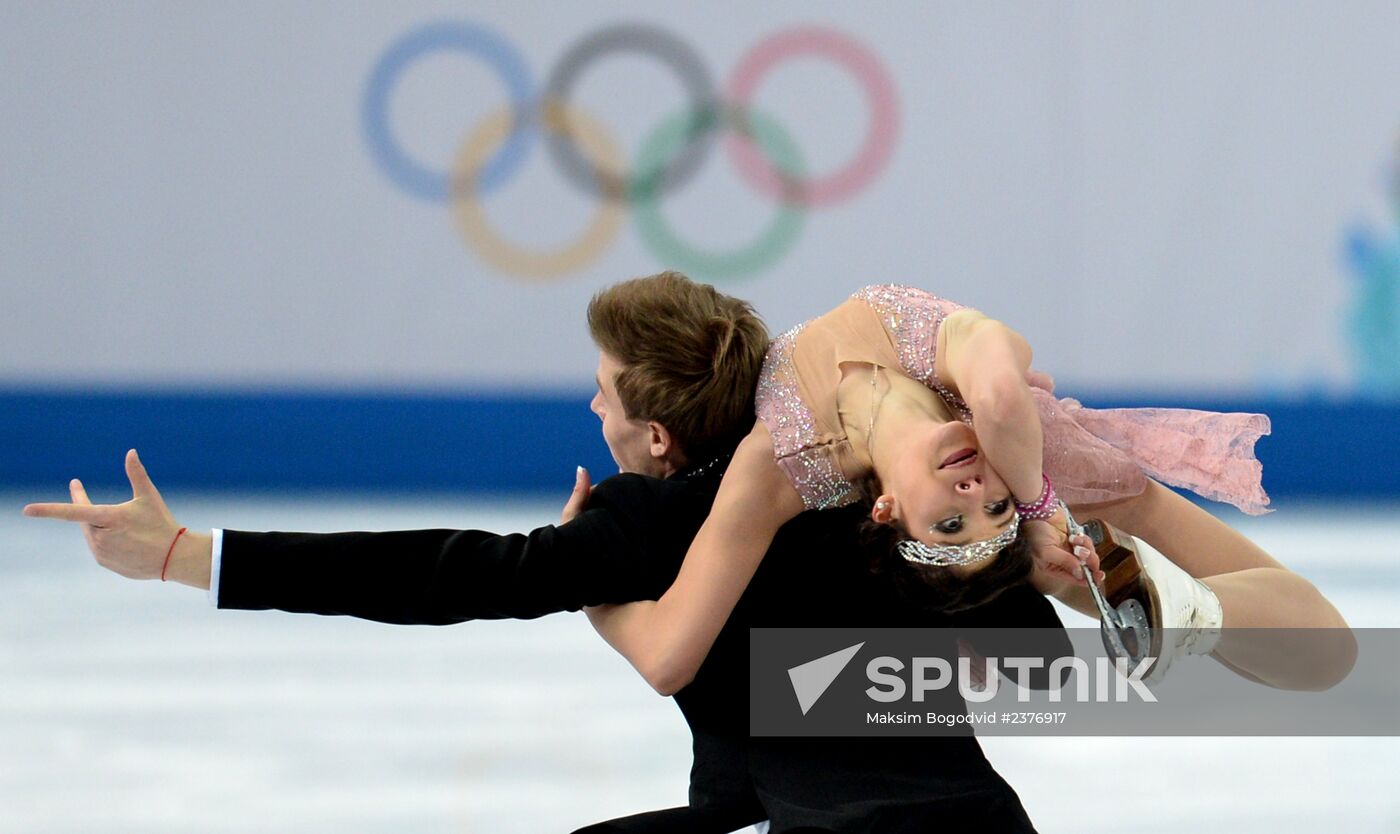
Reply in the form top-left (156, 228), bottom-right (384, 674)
top-left (361, 21), bottom-right (899, 281)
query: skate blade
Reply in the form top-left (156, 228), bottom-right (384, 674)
top-left (1082, 519), bottom-right (1159, 670)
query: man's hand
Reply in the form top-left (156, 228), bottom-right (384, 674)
top-left (22, 449), bottom-right (211, 588)
top-left (559, 465), bottom-right (593, 525)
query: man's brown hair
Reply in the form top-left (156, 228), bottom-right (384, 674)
top-left (587, 271), bottom-right (769, 465)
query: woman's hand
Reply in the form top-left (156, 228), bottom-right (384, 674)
top-left (559, 466), bottom-right (592, 525)
top-left (1024, 518), bottom-right (1102, 595)
top-left (1024, 368), bottom-right (1055, 392)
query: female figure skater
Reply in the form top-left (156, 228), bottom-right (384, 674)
top-left (586, 284), bottom-right (1354, 695)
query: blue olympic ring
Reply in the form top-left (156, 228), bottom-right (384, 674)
top-left (361, 21), bottom-right (536, 201)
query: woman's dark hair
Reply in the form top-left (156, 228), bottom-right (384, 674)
top-left (852, 473), bottom-right (1034, 613)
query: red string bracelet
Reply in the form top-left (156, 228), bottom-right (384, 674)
top-left (161, 527), bottom-right (188, 582)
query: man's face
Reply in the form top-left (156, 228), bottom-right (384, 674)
top-left (591, 351), bottom-right (667, 477)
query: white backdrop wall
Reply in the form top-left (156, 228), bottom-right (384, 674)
top-left (6, 1), bottom-right (1400, 396)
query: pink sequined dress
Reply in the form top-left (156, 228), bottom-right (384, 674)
top-left (755, 284), bottom-right (1271, 515)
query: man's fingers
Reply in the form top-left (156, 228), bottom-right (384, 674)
top-left (23, 478), bottom-right (109, 524)
top-left (125, 449), bottom-right (163, 502)
top-left (22, 502), bottom-right (110, 524)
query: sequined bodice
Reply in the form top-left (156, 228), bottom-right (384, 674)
top-left (755, 284), bottom-right (971, 510)
top-left (855, 285), bottom-right (974, 424)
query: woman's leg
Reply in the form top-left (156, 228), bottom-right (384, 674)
top-left (1071, 480), bottom-right (1355, 689)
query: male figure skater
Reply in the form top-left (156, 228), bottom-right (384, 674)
top-left (26, 272), bottom-right (1071, 833)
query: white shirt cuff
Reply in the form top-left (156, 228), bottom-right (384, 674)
top-left (208, 528), bottom-right (224, 607)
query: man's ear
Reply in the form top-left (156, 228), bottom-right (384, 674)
top-left (647, 421), bottom-right (675, 461)
top-left (871, 494), bottom-right (897, 525)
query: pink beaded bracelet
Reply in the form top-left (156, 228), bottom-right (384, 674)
top-left (1014, 474), bottom-right (1059, 521)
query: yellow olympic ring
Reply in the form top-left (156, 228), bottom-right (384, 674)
top-left (450, 103), bottom-right (625, 279)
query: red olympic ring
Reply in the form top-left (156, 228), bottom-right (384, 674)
top-left (725, 26), bottom-right (899, 207)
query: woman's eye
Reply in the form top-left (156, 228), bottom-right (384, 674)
top-left (987, 500), bottom-right (1011, 515)
top-left (937, 518), bottom-right (963, 534)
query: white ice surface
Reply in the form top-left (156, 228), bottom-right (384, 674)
top-left (2, 493), bottom-right (1397, 833)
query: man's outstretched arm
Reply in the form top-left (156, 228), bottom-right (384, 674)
top-left (24, 451), bottom-right (694, 625)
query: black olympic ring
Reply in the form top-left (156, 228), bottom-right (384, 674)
top-left (542, 22), bottom-right (720, 202)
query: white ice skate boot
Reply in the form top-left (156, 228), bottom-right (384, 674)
top-left (1079, 518), bottom-right (1224, 685)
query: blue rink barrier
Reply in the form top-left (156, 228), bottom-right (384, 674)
top-left (3, 388), bottom-right (1397, 500)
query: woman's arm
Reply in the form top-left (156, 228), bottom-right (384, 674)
top-left (584, 424), bottom-right (805, 695)
top-left (935, 311), bottom-right (1044, 503)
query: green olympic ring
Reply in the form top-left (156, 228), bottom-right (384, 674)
top-left (633, 107), bottom-right (807, 281)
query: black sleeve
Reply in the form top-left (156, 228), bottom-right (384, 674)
top-left (216, 475), bottom-right (684, 625)
top-left (570, 804), bottom-right (765, 834)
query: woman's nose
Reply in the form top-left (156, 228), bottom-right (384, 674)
top-left (955, 475), bottom-right (983, 493)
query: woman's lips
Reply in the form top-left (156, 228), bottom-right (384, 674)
top-left (939, 448), bottom-right (978, 469)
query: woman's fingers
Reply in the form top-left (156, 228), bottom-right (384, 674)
top-left (1069, 534), bottom-right (1102, 574)
top-left (1024, 369), bottom-right (1055, 392)
top-left (70, 478), bottom-right (93, 506)
top-left (1036, 544), bottom-right (1103, 584)
top-left (559, 465), bottom-right (593, 525)
top-left (1029, 525), bottom-right (1108, 590)
top-left (1039, 547), bottom-right (1086, 583)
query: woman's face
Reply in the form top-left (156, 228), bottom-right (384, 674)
top-left (881, 420), bottom-right (1017, 561)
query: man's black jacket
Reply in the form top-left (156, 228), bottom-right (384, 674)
top-left (220, 464), bottom-right (1067, 833)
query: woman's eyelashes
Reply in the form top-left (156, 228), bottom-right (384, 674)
top-left (933, 500), bottom-right (1012, 534)
top-left (934, 517), bottom-right (963, 534)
